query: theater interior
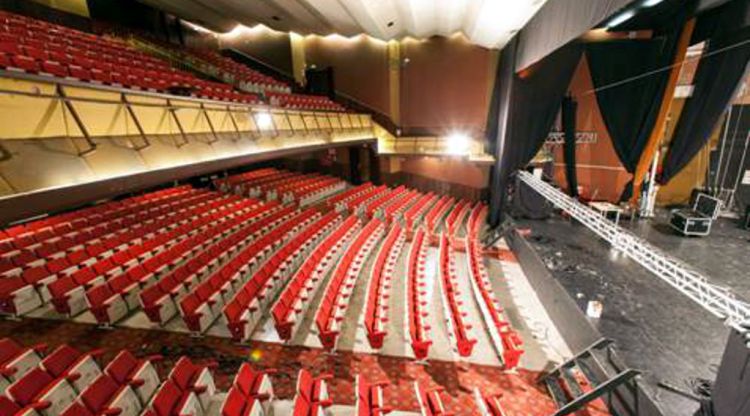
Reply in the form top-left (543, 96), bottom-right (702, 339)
top-left (0, 0), bottom-right (748, 415)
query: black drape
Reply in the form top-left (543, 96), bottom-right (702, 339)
top-left (562, 95), bottom-right (578, 197)
top-left (487, 40), bottom-right (583, 226)
top-left (660, 0), bottom-right (750, 183)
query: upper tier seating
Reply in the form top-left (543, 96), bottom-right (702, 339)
top-left (0, 11), bottom-right (259, 103)
top-left (184, 47), bottom-right (290, 94)
top-left (267, 92), bottom-right (346, 112)
top-left (315, 218), bottom-right (385, 350)
top-left (406, 229), bottom-right (432, 360)
top-left (403, 193), bottom-right (439, 229)
top-left (271, 215), bottom-right (359, 341)
top-left (437, 234), bottom-right (477, 357)
top-left (465, 239), bottom-right (523, 369)
top-left (355, 375), bottom-right (391, 416)
top-left (363, 224), bottom-right (405, 349)
top-left (214, 168), bottom-right (278, 193)
top-left (414, 382), bottom-right (452, 416)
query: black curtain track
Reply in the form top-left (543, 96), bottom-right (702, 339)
top-left (562, 95), bottom-right (579, 197)
top-left (660, 0), bottom-right (750, 184)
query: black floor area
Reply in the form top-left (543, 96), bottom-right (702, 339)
top-left (515, 210), bottom-right (749, 416)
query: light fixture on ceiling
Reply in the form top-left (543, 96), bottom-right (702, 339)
top-left (606, 9), bottom-right (636, 29)
top-left (254, 112), bottom-right (273, 130)
top-left (445, 132), bottom-right (471, 155)
top-left (642, 0), bottom-right (665, 6)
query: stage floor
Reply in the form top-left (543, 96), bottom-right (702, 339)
top-left (516, 209), bottom-right (749, 416)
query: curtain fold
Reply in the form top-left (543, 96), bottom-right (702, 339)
top-left (659, 0), bottom-right (750, 184)
top-left (562, 95), bottom-right (579, 197)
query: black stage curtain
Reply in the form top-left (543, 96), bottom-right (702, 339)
top-left (660, 0), bottom-right (750, 183)
top-left (562, 95), bottom-right (578, 197)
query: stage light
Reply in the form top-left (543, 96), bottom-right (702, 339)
top-left (642, 0), bottom-right (665, 7)
top-left (606, 10), bottom-right (636, 29)
top-left (255, 112), bottom-right (273, 130)
top-left (445, 132), bottom-right (471, 155)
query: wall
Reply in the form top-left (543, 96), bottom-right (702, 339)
top-left (304, 34), bottom-right (391, 116)
top-left (379, 155), bottom-right (489, 201)
top-left (31, 0), bottom-right (88, 16)
top-left (400, 34), bottom-right (496, 136)
top-left (552, 55), bottom-right (631, 202)
top-left (219, 25), bottom-right (293, 77)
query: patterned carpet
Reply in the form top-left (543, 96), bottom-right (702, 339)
top-left (0, 317), bottom-right (559, 415)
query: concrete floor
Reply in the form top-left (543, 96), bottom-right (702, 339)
top-left (515, 210), bottom-right (749, 416)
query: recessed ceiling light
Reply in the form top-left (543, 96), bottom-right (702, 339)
top-left (387, 21), bottom-right (394, 28)
top-left (606, 10), bottom-right (636, 29)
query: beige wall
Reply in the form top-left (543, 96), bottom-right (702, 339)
top-left (219, 25), bottom-right (294, 77)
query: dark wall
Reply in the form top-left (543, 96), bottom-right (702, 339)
top-left (712, 329), bottom-right (750, 416)
top-left (0, 0), bottom-right (91, 31)
top-left (220, 28), bottom-right (293, 77)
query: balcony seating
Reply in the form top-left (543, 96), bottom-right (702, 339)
top-left (0, 12), bottom-right (259, 104)
top-left (467, 202), bottom-right (488, 239)
top-left (315, 219), bottom-right (385, 350)
top-left (363, 224), bottom-right (405, 349)
top-left (403, 193), bottom-right (438, 229)
top-left (406, 229), bottom-right (432, 360)
top-left (292, 369), bottom-right (332, 413)
top-left (222, 209), bottom-right (331, 341)
top-left (437, 234), bottom-right (477, 357)
top-left (325, 183), bottom-right (374, 210)
top-left (271, 215), bottom-right (359, 341)
top-left (465, 239), bottom-right (523, 369)
top-left (473, 389), bottom-right (507, 416)
top-left (414, 382), bottom-right (452, 416)
top-left (424, 196), bottom-right (455, 234)
top-left (355, 375), bottom-right (391, 416)
top-left (267, 92), bottom-right (346, 112)
top-left (444, 200), bottom-right (471, 237)
top-left (214, 168), bottom-right (278, 193)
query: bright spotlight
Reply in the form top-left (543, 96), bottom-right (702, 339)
top-left (606, 10), bottom-right (635, 29)
top-left (445, 132), bottom-right (471, 155)
top-left (255, 112), bottom-right (273, 130)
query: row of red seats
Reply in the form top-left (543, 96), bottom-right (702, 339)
top-left (292, 369), bottom-right (332, 416)
top-left (47, 194), bottom-right (253, 317)
top-left (363, 186), bottom-right (409, 218)
top-left (221, 363), bottom-right (275, 416)
top-left (355, 375), bottom-right (392, 416)
top-left (0, 12), bottom-right (259, 104)
top-left (267, 92), bottom-right (346, 112)
top-left (467, 202), bottom-right (488, 239)
top-left (293, 177), bottom-right (346, 207)
top-left (1, 189), bottom-right (226, 316)
top-left (87, 199), bottom-right (273, 327)
top-left (438, 234), bottom-right (477, 357)
top-left (221, 209), bottom-right (328, 341)
top-left (214, 168), bottom-right (278, 192)
top-left (414, 382), bottom-right (451, 416)
top-left (243, 171), bottom-right (301, 197)
top-left (260, 173), bottom-right (322, 198)
top-left (324, 183), bottom-right (374, 209)
top-left (406, 229), bottom-right (432, 360)
top-left (424, 196), bottom-right (455, 234)
top-left (186, 47), bottom-right (289, 92)
top-left (345, 185), bottom-right (389, 212)
top-left (466, 239), bottom-right (524, 369)
top-left (179, 207), bottom-right (318, 335)
top-left (473, 389), bottom-right (508, 416)
top-left (315, 218), bottom-right (386, 350)
top-left (138, 203), bottom-right (288, 325)
top-left (0, 186), bottom-right (195, 270)
top-left (381, 189), bottom-right (422, 222)
top-left (271, 216), bottom-right (359, 341)
top-left (363, 224), bottom-right (405, 349)
top-left (444, 200), bottom-right (471, 237)
top-left (403, 193), bottom-right (439, 229)
top-left (50, 193), bottom-right (249, 315)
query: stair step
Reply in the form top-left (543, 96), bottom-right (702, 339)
top-left (545, 378), bottom-right (568, 408)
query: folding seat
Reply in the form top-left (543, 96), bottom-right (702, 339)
top-left (40, 60), bottom-right (67, 78)
top-left (21, 46), bottom-right (45, 61)
top-left (67, 64), bottom-right (90, 81)
top-left (296, 369), bottom-right (332, 406)
top-left (168, 356), bottom-right (217, 410)
top-left (108, 272), bottom-right (140, 310)
top-left (0, 40), bottom-right (20, 55)
top-left (90, 68), bottom-right (112, 84)
top-left (21, 265), bottom-right (55, 302)
top-left (233, 363), bottom-right (274, 402)
top-left (6, 368), bottom-right (78, 416)
top-left (48, 275), bottom-right (86, 316)
top-left (79, 374), bottom-right (142, 416)
top-left (0, 338), bottom-right (45, 383)
top-left (147, 379), bottom-right (202, 416)
top-left (1, 278), bottom-right (41, 316)
top-left (59, 401), bottom-right (95, 416)
top-left (104, 350), bottom-right (161, 405)
top-left (138, 286), bottom-right (175, 324)
top-left (41, 344), bottom-right (103, 392)
top-left (10, 250), bottom-right (37, 268)
top-left (86, 284), bottom-right (129, 325)
top-left (221, 387), bottom-right (264, 416)
top-left (0, 395), bottom-right (41, 416)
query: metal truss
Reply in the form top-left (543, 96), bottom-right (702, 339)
top-left (518, 171), bottom-right (750, 335)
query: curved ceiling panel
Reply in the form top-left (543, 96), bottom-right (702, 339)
top-left (142, 0), bottom-right (549, 49)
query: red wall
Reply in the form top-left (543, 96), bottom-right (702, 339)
top-left (400, 35), bottom-right (495, 136)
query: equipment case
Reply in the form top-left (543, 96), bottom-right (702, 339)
top-left (669, 193), bottom-right (721, 237)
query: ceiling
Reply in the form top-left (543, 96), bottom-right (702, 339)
top-left (139, 0), bottom-right (549, 49)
